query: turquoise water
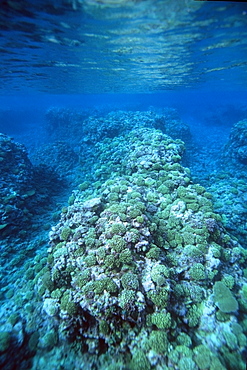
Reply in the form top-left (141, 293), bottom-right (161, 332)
top-left (0, 1), bottom-right (247, 369)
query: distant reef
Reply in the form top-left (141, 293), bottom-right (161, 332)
top-left (0, 133), bottom-right (63, 239)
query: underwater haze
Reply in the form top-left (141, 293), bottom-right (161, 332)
top-left (0, 1), bottom-right (247, 369)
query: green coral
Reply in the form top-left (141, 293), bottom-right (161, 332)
top-left (85, 237), bottom-right (96, 248)
top-left (121, 272), bottom-right (139, 290)
top-left (127, 206), bottom-right (142, 219)
top-left (110, 223), bottom-right (126, 235)
top-left (104, 254), bottom-right (118, 270)
top-left (150, 311), bottom-right (171, 329)
top-left (51, 289), bottom-right (63, 299)
top-left (130, 350), bottom-right (150, 370)
top-left (231, 322), bottom-right (243, 336)
top-left (210, 242), bottom-right (222, 258)
top-left (193, 184), bottom-right (206, 195)
top-left (84, 253), bottom-right (97, 267)
top-left (127, 229), bottom-right (140, 243)
top-left (241, 283), bottom-right (247, 299)
top-left (222, 330), bottom-right (238, 350)
top-left (0, 331), bottom-right (10, 352)
top-left (109, 235), bottom-right (126, 252)
top-left (237, 333), bottom-right (247, 347)
top-left (99, 320), bottom-right (110, 335)
top-left (169, 345), bottom-right (193, 366)
top-left (108, 203), bottom-right (127, 215)
top-left (187, 304), bottom-right (202, 327)
top-left (97, 247), bottom-right (106, 260)
top-left (119, 249), bottom-right (132, 265)
top-left (25, 267), bottom-right (35, 280)
top-left (213, 281), bottom-right (239, 313)
top-left (74, 269), bottom-right (91, 288)
top-left (5, 289), bottom-right (14, 299)
top-left (189, 263), bottom-right (206, 281)
top-left (93, 280), bottom-right (107, 295)
top-left (94, 278), bottom-right (118, 295)
top-left (47, 254), bottom-right (54, 264)
top-left (149, 330), bottom-right (168, 354)
top-left (183, 245), bottom-right (204, 258)
top-left (157, 184), bottom-right (170, 195)
top-left (216, 310), bottom-right (230, 322)
top-left (220, 346), bottom-right (245, 370)
top-left (177, 332), bottom-right (192, 347)
top-left (28, 331), bottom-right (39, 352)
top-left (119, 289), bottom-right (136, 309)
top-left (147, 287), bottom-right (169, 308)
top-left (68, 194), bottom-right (75, 205)
top-left (178, 357), bottom-right (197, 370)
top-left (146, 245), bottom-right (161, 260)
top-left (146, 191), bottom-right (158, 202)
top-left (41, 329), bottom-right (58, 349)
top-left (78, 181), bottom-right (90, 191)
top-left (8, 313), bottom-right (19, 326)
top-left (42, 271), bottom-right (54, 291)
top-left (150, 264), bottom-right (169, 286)
top-left (193, 344), bottom-right (212, 369)
top-left (60, 293), bottom-right (77, 316)
top-left (183, 231), bottom-right (195, 246)
top-left (222, 274), bottom-right (235, 289)
top-left (60, 227), bottom-right (71, 241)
top-left (136, 215), bottom-right (144, 223)
top-left (187, 202), bottom-right (200, 212)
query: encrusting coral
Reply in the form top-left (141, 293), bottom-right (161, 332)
top-left (36, 127), bottom-right (247, 369)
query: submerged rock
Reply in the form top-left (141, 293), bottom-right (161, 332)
top-left (224, 119), bottom-right (247, 166)
top-left (0, 133), bottom-right (34, 234)
top-left (0, 133), bottom-right (65, 238)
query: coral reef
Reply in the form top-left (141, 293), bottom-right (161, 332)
top-left (45, 107), bottom-right (191, 146)
top-left (1, 109), bottom-right (246, 370)
top-left (224, 119), bottom-right (247, 165)
top-left (31, 141), bottom-right (79, 178)
top-left (0, 133), bottom-right (35, 235)
top-left (45, 107), bottom-right (89, 140)
top-left (81, 108), bottom-right (191, 144)
top-left (205, 119), bottom-right (247, 245)
top-left (184, 118), bottom-right (247, 246)
top-left (0, 133), bottom-right (65, 238)
top-left (36, 127), bottom-right (247, 369)
top-left (207, 174), bottom-right (247, 246)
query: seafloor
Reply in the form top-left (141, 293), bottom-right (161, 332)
top-left (0, 107), bottom-right (247, 370)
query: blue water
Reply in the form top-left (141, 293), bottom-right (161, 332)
top-left (0, 1), bottom-right (247, 369)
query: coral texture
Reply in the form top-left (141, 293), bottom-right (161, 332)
top-left (37, 128), bottom-right (247, 369)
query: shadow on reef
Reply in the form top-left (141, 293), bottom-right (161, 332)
top-left (0, 133), bottom-right (66, 240)
top-left (0, 329), bottom-right (34, 370)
